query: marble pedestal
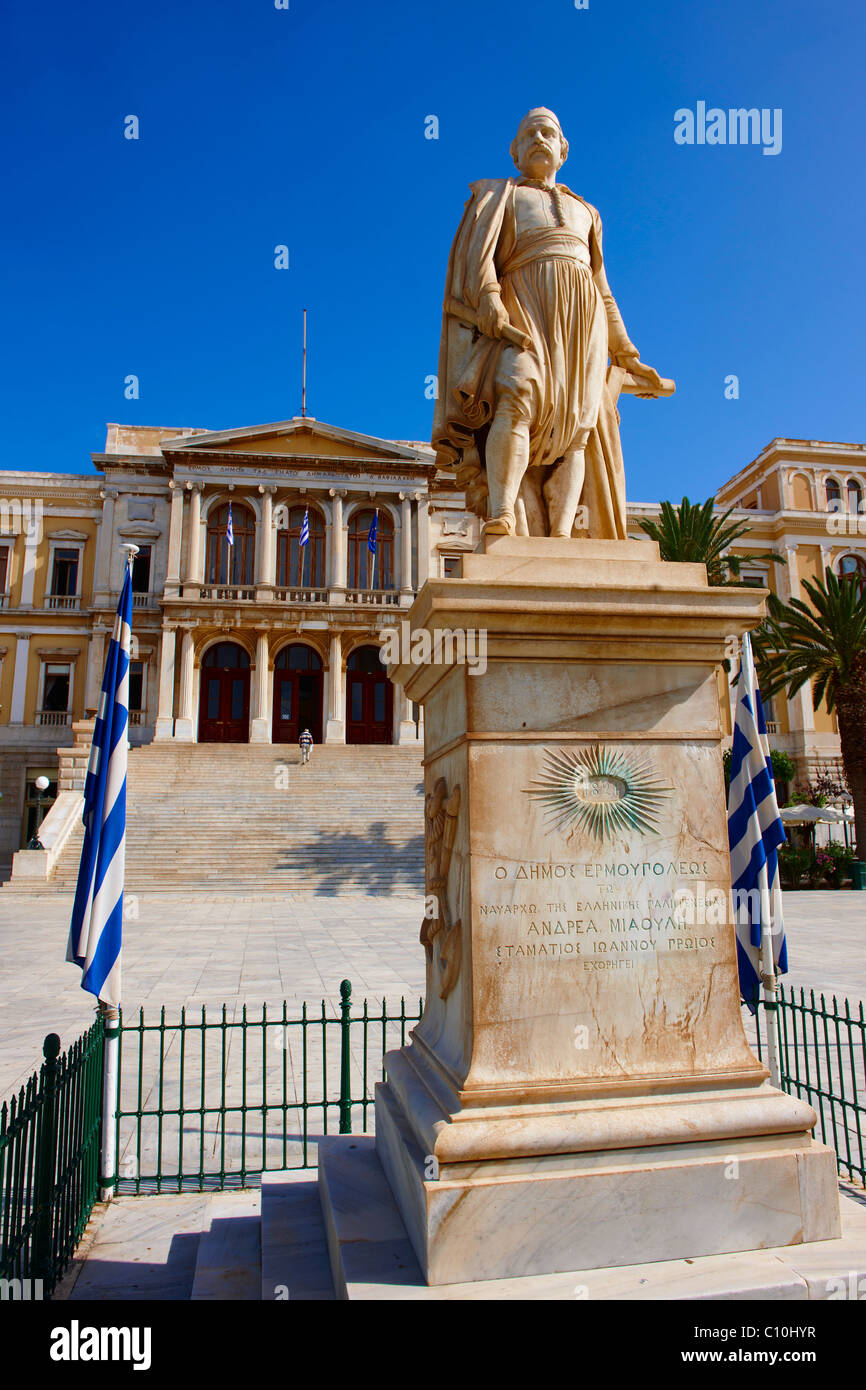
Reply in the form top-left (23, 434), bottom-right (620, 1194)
top-left (375, 537), bottom-right (840, 1286)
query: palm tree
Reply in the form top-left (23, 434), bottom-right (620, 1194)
top-left (751, 567), bottom-right (866, 857)
top-left (638, 496), bottom-right (781, 585)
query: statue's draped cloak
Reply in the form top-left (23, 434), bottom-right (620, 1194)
top-left (431, 178), bottom-right (630, 539)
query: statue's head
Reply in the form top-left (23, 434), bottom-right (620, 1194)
top-left (510, 108), bottom-right (568, 180)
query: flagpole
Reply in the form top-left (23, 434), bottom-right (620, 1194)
top-left (99, 1002), bottom-right (121, 1200)
top-left (369, 509), bottom-right (378, 592)
top-left (97, 542), bottom-right (137, 1200)
top-left (760, 932), bottom-right (781, 1090)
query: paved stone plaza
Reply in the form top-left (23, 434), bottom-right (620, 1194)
top-left (0, 888), bottom-right (863, 1096)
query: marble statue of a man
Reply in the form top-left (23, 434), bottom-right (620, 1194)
top-left (432, 108), bottom-right (673, 539)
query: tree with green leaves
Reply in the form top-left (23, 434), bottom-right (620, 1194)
top-left (638, 496), bottom-right (781, 585)
top-left (752, 567), bottom-right (866, 857)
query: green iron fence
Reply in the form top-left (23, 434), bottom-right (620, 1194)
top-left (2, 983), bottom-right (863, 1290)
top-left (0, 1018), bottom-right (104, 1297)
top-left (750, 986), bottom-right (865, 1186)
top-left (114, 980), bottom-right (423, 1194)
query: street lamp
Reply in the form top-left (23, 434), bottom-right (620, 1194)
top-left (26, 775), bottom-right (51, 851)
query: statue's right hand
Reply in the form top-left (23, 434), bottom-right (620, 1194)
top-left (477, 289), bottom-right (511, 340)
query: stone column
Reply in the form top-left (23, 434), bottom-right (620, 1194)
top-left (399, 494), bottom-right (413, 601)
top-left (19, 533), bottom-right (37, 608)
top-left (9, 632), bottom-right (30, 724)
top-left (94, 488), bottom-right (119, 603)
top-left (250, 629), bottom-right (271, 743)
top-left (258, 486), bottom-right (276, 592)
top-left (186, 484), bottom-right (204, 587)
top-left (325, 631), bottom-right (345, 742)
top-left (416, 494), bottom-right (430, 587)
top-left (174, 630), bottom-right (196, 741)
top-left (84, 627), bottom-right (106, 715)
top-left (783, 547), bottom-right (815, 736)
top-left (154, 626), bottom-right (178, 741)
top-left (328, 489), bottom-right (346, 599)
top-left (393, 684), bottom-right (417, 744)
top-left (165, 481), bottom-right (184, 596)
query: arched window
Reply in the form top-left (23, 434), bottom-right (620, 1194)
top-left (839, 554), bottom-right (866, 594)
top-left (348, 509), bottom-right (394, 590)
top-left (203, 642), bottom-right (250, 669)
top-left (274, 644), bottom-right (322, 671)
top-left (347, 645), bottom-right (387, 674)
top-left (276, 506), bottom-right (325, 588)
top-left (825, 478), bottom-right (842, 513)
top-left (206, 503), bottom-right (255, 585)
top-left (847, 479), bottom-right (863, 517)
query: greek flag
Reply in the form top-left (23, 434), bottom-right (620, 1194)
top-left (727, 632), bottom-right (788, 1011)
top-left (299, 507), bottom-right (310, 547)
top-left (66, 559), bottom-right (133, 1007)
top-left (226, 502), bottom-right (234, 547)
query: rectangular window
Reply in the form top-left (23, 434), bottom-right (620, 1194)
top-left (131, 546), bottom-right (151, 594)
top-left (442, 555), bottom-right (462, 579)
top-left (43, 664), bottom-right (71, 711)
top-left (129, 660), bottom-right (144, 711)
top-left (373, 681), bottom-right (386, 723)
top-left (0, 544), bottom-right (9, 592)
top-left (231, 678), bottom-right (245, 721)
top-left (51, 548), bottom-right (79, 596)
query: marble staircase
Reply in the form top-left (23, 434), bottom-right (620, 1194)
top-left (46, 744), bottom-right (426, 894)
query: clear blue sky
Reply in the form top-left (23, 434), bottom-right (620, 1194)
top-left (2, 0), bottom-right (864, 501)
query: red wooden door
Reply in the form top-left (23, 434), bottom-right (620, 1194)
top-left (198, 643), bottom-right (250, 743)
top-left (346, 648), bottom-right (392, 744)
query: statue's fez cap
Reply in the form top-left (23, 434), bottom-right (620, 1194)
top-left (515, 107), bottom-right (563, 137)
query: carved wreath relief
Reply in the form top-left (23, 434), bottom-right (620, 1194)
top-left (420, 778), bottom-right (462, 999)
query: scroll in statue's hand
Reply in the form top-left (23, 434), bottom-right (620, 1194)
top-left (613, 351), bottom-right (669, 397)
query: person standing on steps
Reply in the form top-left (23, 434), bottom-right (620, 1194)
top-left (299, 728), bottom-right (313, 765)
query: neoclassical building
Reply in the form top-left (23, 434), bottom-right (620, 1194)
top-left (0, 416), bottom-right (479, 865)
top-left (0, 424), bottom-right (863, 866)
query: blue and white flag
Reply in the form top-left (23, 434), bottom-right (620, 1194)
top-left (728, 632), bottom-right (788, 1010)
top-left (66, 559), bottom-right (133, 1007)
top-left (226, 502), bottom-right (234, 547)
top-left (299, 507), bottom-right (310, 547)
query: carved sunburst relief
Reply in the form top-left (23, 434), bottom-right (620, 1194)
top-left (524, 745), bottom-right (672, 842)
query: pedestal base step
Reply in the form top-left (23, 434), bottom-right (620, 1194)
top-left (308, 1137), bottom-right (866, 1301)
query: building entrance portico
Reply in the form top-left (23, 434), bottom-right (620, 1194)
top-left (272, 643), bottom-right (323, 744)
top-left (198, 641), bottom-right (250, 743)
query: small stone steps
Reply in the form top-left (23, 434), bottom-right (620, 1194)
top-left (190, 1190), bottom-right (263, 1301)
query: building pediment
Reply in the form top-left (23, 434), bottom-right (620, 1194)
top-left (161, 417), bottom-right (435, 471)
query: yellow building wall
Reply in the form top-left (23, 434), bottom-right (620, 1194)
top-left (0, 641), bottom-right (16, 725)
top-left (791, 475), bottom-right (814, 510)
top-left (761, 473), bottom-right (781, 511)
